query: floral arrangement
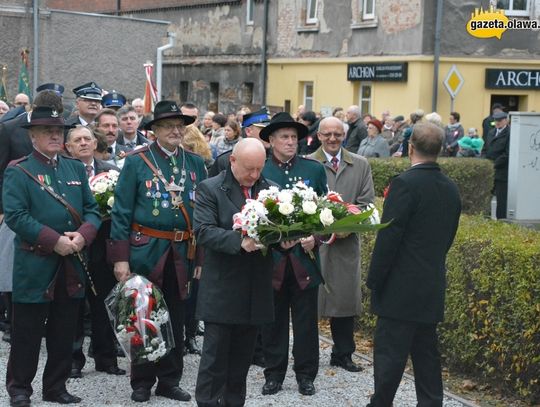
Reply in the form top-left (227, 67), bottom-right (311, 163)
top-left (89, 170), bottom-right (119, 217)
top-left (233, 181), bottom-right (385, 246)
top-left (105, 274), bottom-right (174, 365)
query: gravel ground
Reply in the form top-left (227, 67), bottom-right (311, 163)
top-left (0, 334), bottom-right (474, 406)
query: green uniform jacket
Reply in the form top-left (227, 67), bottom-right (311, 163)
top-left (108, 143), bottom-right (207, 299)
top-left (262, 155), bottom-right (328, 290)
top-left (2, 151), bottom-right (101, 303)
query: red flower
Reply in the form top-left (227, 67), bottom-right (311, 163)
top-left (130, 315), bottom-right (138, 322)
top-left (126, 325), bottom-right (136, 333)
top-left (327, 192), bottom-right (343, 203)
top-left (346, 204), bottom-right (361, 214)
top-left (383, 185), bottom-right (390, 199)
top-left (131, 335), bottom-right (143, 346)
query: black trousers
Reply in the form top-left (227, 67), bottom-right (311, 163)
top-left (184, 278), bottom-right (199, 340)
top-left (369, 317), bottom-right (443, 407)
top-left (494, 180), bottom-right (508, 219)
top-left (6, 275), bottom-right (81, 398)
top-left (330, 316), bottom-right (355, 359)
top-left (130, 256), bottom-right (185, 391)
top-left (72, 259), bottom-right (119, 369)
top-left (261, 265), bottom-right (319, 383)
top-left (195, 323), bottom-right (258, 407)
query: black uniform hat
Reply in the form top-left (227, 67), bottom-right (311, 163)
top-left (259, 112), bottom-right (308, 142)
top-left (36, 83), bottom-right (64, 95)
top-left (144, 100), bottom-right (196, 130)
top-left (72, 82), bottom-right (102, 101)
top-left (242, 107), bottom-right (271, 128)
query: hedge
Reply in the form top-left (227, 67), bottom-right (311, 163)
top-left (367, 158), bottom-right (494, 215)
top-left (358, 215), bottom-right (540, 402)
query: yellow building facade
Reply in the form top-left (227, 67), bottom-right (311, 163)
top-left (267, 56), bottom-right (540, 131)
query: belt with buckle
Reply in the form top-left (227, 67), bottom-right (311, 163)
top-left (131, 223), bottom-right (191, 242)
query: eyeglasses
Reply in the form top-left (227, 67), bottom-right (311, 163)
top-left (158, 123), bottom-right (185, 132)
top-left (318, 132), bottom-right (344, 139)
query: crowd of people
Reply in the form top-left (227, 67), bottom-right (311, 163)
top-left (0, 81), bottom-right (505, 407)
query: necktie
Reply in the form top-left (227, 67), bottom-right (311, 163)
top-left (51, 158), bottom-right (58, 168)
top-left (241, 186), bottom-right (251, 199)
top-left (85, 165), bottom-right (93, 178)
top-left (331, 156), bottom-right (339, 171)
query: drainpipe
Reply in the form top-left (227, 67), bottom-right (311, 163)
top-left (261, 0), bottom-right (269, 106)
top-left (432, 0), bottom-right (443, 112)
top-left (33, 0), bottom-right (39, 98)
top-left (156, 32), bottom-right (176, 101)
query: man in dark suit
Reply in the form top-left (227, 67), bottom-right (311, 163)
top-left (344, 105), bottom-right (367, 153)
top-left (3, 107), bottom-right (101, 407)
top-left (65, 82), bottom-right (103, 129)
top-left (94, 109), bottom-right (130, 169)
top-left (366, 122), bottom-right (461, 407)
top-left (485, 111), bottom-right (510, 219)
top-left (194, 138), bottom-right (274, 406)
top-left (117, 106), bottom-right (150, 150)
top-left (64, 125), bottom-right (125, 378)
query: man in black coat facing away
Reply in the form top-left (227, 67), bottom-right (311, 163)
top-left (194, 138), bottom-right (275, 406)
top-left (366, 123), bottom-right (461, 407)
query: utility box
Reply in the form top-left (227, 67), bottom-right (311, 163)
top-left (507, 112), bottom-right (540, 221)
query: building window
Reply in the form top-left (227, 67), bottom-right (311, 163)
top-left (306, 0), bottom-right (318, 24)
top-left (362, 0), bottom-right (375, 20)
top-left (303, 82), bottom-right (314, 111)
top-left (241, 82), bottom-right (254, 105)
top-left (209, 82), bottom-right (219, 112)
top-left (179, 81), bottom-right (189, 103)
top-left (246, 0), bottom-right (254, 25)
top-left (359, 83), bottom-right (372, 115)
top-left (494, 0), bottom-right (530, 16)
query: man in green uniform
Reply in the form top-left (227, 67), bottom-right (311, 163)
top-left (3, 107), bottom-right (101, 407)
top-left (259, 112), bottom-right (327, 396)
top-left (108, 100), bottom-right (207, 403)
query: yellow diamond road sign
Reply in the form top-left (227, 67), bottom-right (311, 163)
top-left (444, 65), bottom-right (464, 99)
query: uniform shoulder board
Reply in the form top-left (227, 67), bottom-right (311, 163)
top-left (7, 156), bottom-right (29, 167)
top-left (128, 145), bottom-right (150, 156)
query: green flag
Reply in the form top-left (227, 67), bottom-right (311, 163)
top-left (18, 49), bottom-right (30, 97)
top-left (0, 65), bottom-right (7, 102)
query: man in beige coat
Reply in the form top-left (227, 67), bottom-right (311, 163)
top-left (309, 116), bottom-right (375, 372)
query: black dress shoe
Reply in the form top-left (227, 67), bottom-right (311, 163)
top-left (131, 388), bottom-right (151, 402)
top-left (43, 391), bottom-right (82, 404)
top-left (95, 365), bottom-right (126, 375)
top-left (261, 380), bottom-right (282, 395)
top-left (10, 394), bottom-right (30, 407)
top-left (69, 367), bottom-right (82, 379)
top-left (330, 356), bottom-right (363, 372)
top-left (155, 385), bottom-right (191, 401)
top-left (184, 337), bottom-right (201, 355)
top-left (298, 379), bottom-right (316, 396)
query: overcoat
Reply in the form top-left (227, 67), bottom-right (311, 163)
top-left (309, 147), bottom-right (374, 317)
top-left (194, 167), bottom-right (275, 325)
top-left (2, 151), bottom-right (101, 303)
top-left (367, 163), bottom-right (461, 323)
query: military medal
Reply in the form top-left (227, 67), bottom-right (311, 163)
top-left (155, 182), bottom-right (162, 199)
top-left (172, 195), bottom-right (183, 208)
top-left (161, 200), bottom-right (170, 209)
top-left (152, 208), bottom-right (160, 216)
top-left (145, 180), bottom-right (152, 198)
top-left (171, 156), bottom-right (180, 174)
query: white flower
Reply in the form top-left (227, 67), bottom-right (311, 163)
top-left (278, 202), bottom-right (294, 216)
top-left (367, 203), bottom-right (381, 225)
top-left (93, 182), bottom-right (107, 194)
top-left (302, 200), bottom-right (317, 215)
top-left (319, 208), bottom-right (335, 226)
top-left (277, 190), bottom-right (293, 204)
top-left (107, 196), bottom-right (115, 208)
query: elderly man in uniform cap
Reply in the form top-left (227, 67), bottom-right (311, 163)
top-left (66, 82), bottom-right (102, 129)
top-left (208, 107), bottom-right (271, 177)
top-left (101, 91), bottom-right (126, 111)
top-left (259, 112), bottom-right (327, 397)
top-left (3, 107), bottom-right (101, 407)
top-left (309, 116), bottom-right (375, 373)
top-left (108, 100), bottom-right (207, 403)
top-left (194, 138), bottom-right (275, 406)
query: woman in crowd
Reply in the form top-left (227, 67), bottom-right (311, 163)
top-left (357, 119), bottom-right (390, 158)
top-left (183, 125), bottom-right (215, 169)
top-left (443, 111), bottom-right (464, 157)
top-left (214, 119), bottom-right (242, 157)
